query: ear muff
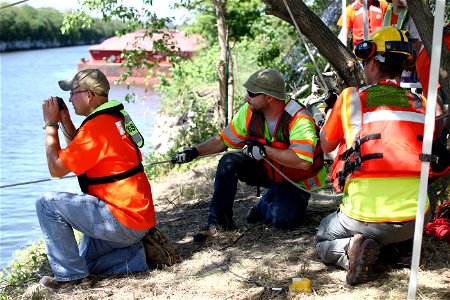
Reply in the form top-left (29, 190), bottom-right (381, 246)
top-left (355, 40), bottom-right (377, 60)
top-left (384, 40), bottom-right (416, 67)
top-left (404, 48), bottom-right (416, 67)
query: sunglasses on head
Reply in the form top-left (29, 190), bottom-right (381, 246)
top-left (247, 90), bottom-right (262, 98)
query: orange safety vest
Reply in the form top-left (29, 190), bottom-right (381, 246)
top-left (75, 103), bottom-right (144, 194)
top-left (247, 99), bottom-right (324, 184)
top-left (352, 1), bottom-right (385, 45)
top-left (331, 82), bottom-right (427, 191)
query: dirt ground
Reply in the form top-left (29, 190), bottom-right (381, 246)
top-left (23, 158), bottom-right (450, 300)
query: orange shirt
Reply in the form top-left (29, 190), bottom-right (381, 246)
top-left (321, 92), bottom-right (345, 144)
top-left (416, 33), bottom-right (450, 97)
top-left (338, 0), bottom-right (389, 46)
top-left (390, 13), bottom-right (399, 26)
top-left (59, 114), bottom-right (156, 230)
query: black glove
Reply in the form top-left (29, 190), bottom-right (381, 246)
top-left (171, 147), bottom-right (199, 164)
top-left (241, 140), bottom-right (266, 161)
top-left (324, 91), bottom-right (338, 113)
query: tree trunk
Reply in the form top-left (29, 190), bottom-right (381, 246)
top-left (407, 0), bottom-right (450, 100)
top-left (213, 0), bottom-right (228, 124)
top-left (227, 44), bottom-right (234, 122)
top-left (262, 0), bottom-right (366, 88)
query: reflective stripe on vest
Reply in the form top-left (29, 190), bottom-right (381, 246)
top-left (363, 110), bottom-right (426, 124)
top-left (353, 5), bottom-right (384, 43)
top-left (342, 87), bottom-right (362, 148)
top-left (222, 107), bottom-right (251, 148)
top-left (335, 84), bottom-right (429, 222)
top-left (335, 83), bottom-right (426, 185)
top-left (122, 110), bottom-right (144, 148)
top-left (382, 6), bottom-right (408, 29)
top-left (247, 99), bottom-right (324, 185)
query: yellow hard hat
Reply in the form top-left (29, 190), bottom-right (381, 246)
top-left (355, 26), bottom-right (415, 64)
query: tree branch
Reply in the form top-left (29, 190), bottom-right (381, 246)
top-left (262, 0), bottom-right (366, 88)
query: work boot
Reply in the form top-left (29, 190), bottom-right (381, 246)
top-left (39, 275), bottom-right (92, 291)
top-left (246, 205), bottom-right (264, 224)
top-left (346, 234), bottom-right (380, 286)
top-left (192, 224), bottom-right (217, 243)
top-left (143, 227), bottom-right (181, 269)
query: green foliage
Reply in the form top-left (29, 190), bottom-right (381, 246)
top-left (180, 0), bottom-right (265, 44)
top-left (156, 46), bottom-right (219, 113)
top-left (0, 3), bottom-right (125, 50)
top-left (0, 239), bottom-right (49, 298)
top-left (426, 0), bottom-right (450, 24)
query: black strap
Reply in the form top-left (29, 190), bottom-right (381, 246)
top-left (339, 133), bottom-right (382, 160)
top-left (337, 152), bottom-right (383, 189)
top-left (75, 104), bottom-right (124, 137)
top-left (361, 153), bottom-right (384, 162)
top-left (420, 154), bottom-right (439, 163)
top-left (85, 163), bottom-right (144, 186)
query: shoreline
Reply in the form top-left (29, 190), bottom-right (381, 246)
top-left (0, 40), bottom-right (99, 53)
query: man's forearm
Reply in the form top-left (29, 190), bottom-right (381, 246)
top-left (60, 117), bottom-right (76, 144)
top-left (265, 146), bottom-right (312, 170)
top-left (45, 127), bottom-right (64, 177)
top-left (196, 134), bottom-right (227, 156)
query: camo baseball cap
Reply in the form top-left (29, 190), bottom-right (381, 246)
top-left (243, 69), bottom-right (286, 100)
top-left (58, 69), bottom-right (110, 97)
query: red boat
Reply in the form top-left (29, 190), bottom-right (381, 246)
top-left (78, 30), bottom-right (200, 86)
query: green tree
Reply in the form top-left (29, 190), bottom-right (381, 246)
top-left (0, 3), bottom-right (126, 50)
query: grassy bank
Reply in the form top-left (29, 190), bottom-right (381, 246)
top-left (1, 159), bottom-right (449, 299)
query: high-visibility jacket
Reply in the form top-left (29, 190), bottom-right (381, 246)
top-left (332, 82), bottom-right (427, 192)
top-left (75, 101), bottom-right (145, 193)
top-left (382, 5), bottom-right (408, 29)
top-left (222, 99), bottom-right (324, 189)
top-left (351, 1), bottom-right (385, 45)
top-left (329, 82), bottom-right (431, 222)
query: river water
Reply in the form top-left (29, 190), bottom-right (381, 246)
top-left (0, 45), bottom-right (161, 269)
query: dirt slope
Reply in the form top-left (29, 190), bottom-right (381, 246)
top-left (24, 159), bottom-right (450, 300)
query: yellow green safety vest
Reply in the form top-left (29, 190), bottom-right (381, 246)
top-left (82, 100), bottom-right (144, 148)
top-left (382, 5), bottom-right (408, 29)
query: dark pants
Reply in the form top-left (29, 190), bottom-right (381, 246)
top-left (207, 152), bottom-right (310, 230)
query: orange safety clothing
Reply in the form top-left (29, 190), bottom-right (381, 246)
top-left (221, 99), bottom-right (325, 189)
top-left (325, 81), bottom-right (427, 191)
top-left (322, 80), bottom-right (430, 222)
top-left (338, 0), bottom-right (389, 46)
top-left (416, 31), bottom-right (450, 97)
top-left (59, 104), bottom-right (155, 231)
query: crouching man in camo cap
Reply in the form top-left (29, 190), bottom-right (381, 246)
top-left (37, 69), bottom-right (179, 291)
top-left (172, 69), bottom-right (326, 242)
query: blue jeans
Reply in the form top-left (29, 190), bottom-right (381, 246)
top-left (208, 152), bottom-right (310, 230)
top-left (36, 192), bottom-right (149, 281)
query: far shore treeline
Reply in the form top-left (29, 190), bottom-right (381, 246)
top-left (0, 3), bottom-right (125, 52)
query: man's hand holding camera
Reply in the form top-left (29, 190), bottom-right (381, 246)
top-left (42, 97), bottom-right (63, 128)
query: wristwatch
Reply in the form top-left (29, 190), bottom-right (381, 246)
top-left (43, 122), bottom-right (59, 129)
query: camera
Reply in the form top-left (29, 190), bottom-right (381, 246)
top-left (55, 97), bottom-right (67, 111)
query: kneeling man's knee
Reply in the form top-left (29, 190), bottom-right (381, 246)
top-left (35, 192), bottom-right (58, 212)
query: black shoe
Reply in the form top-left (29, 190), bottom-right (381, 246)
top-left (246, 205), bottom-right (264, 224)
top-left (193, 224), bottom-right (217, 243)
top-left (39, 275), bottom-right (92, 291)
